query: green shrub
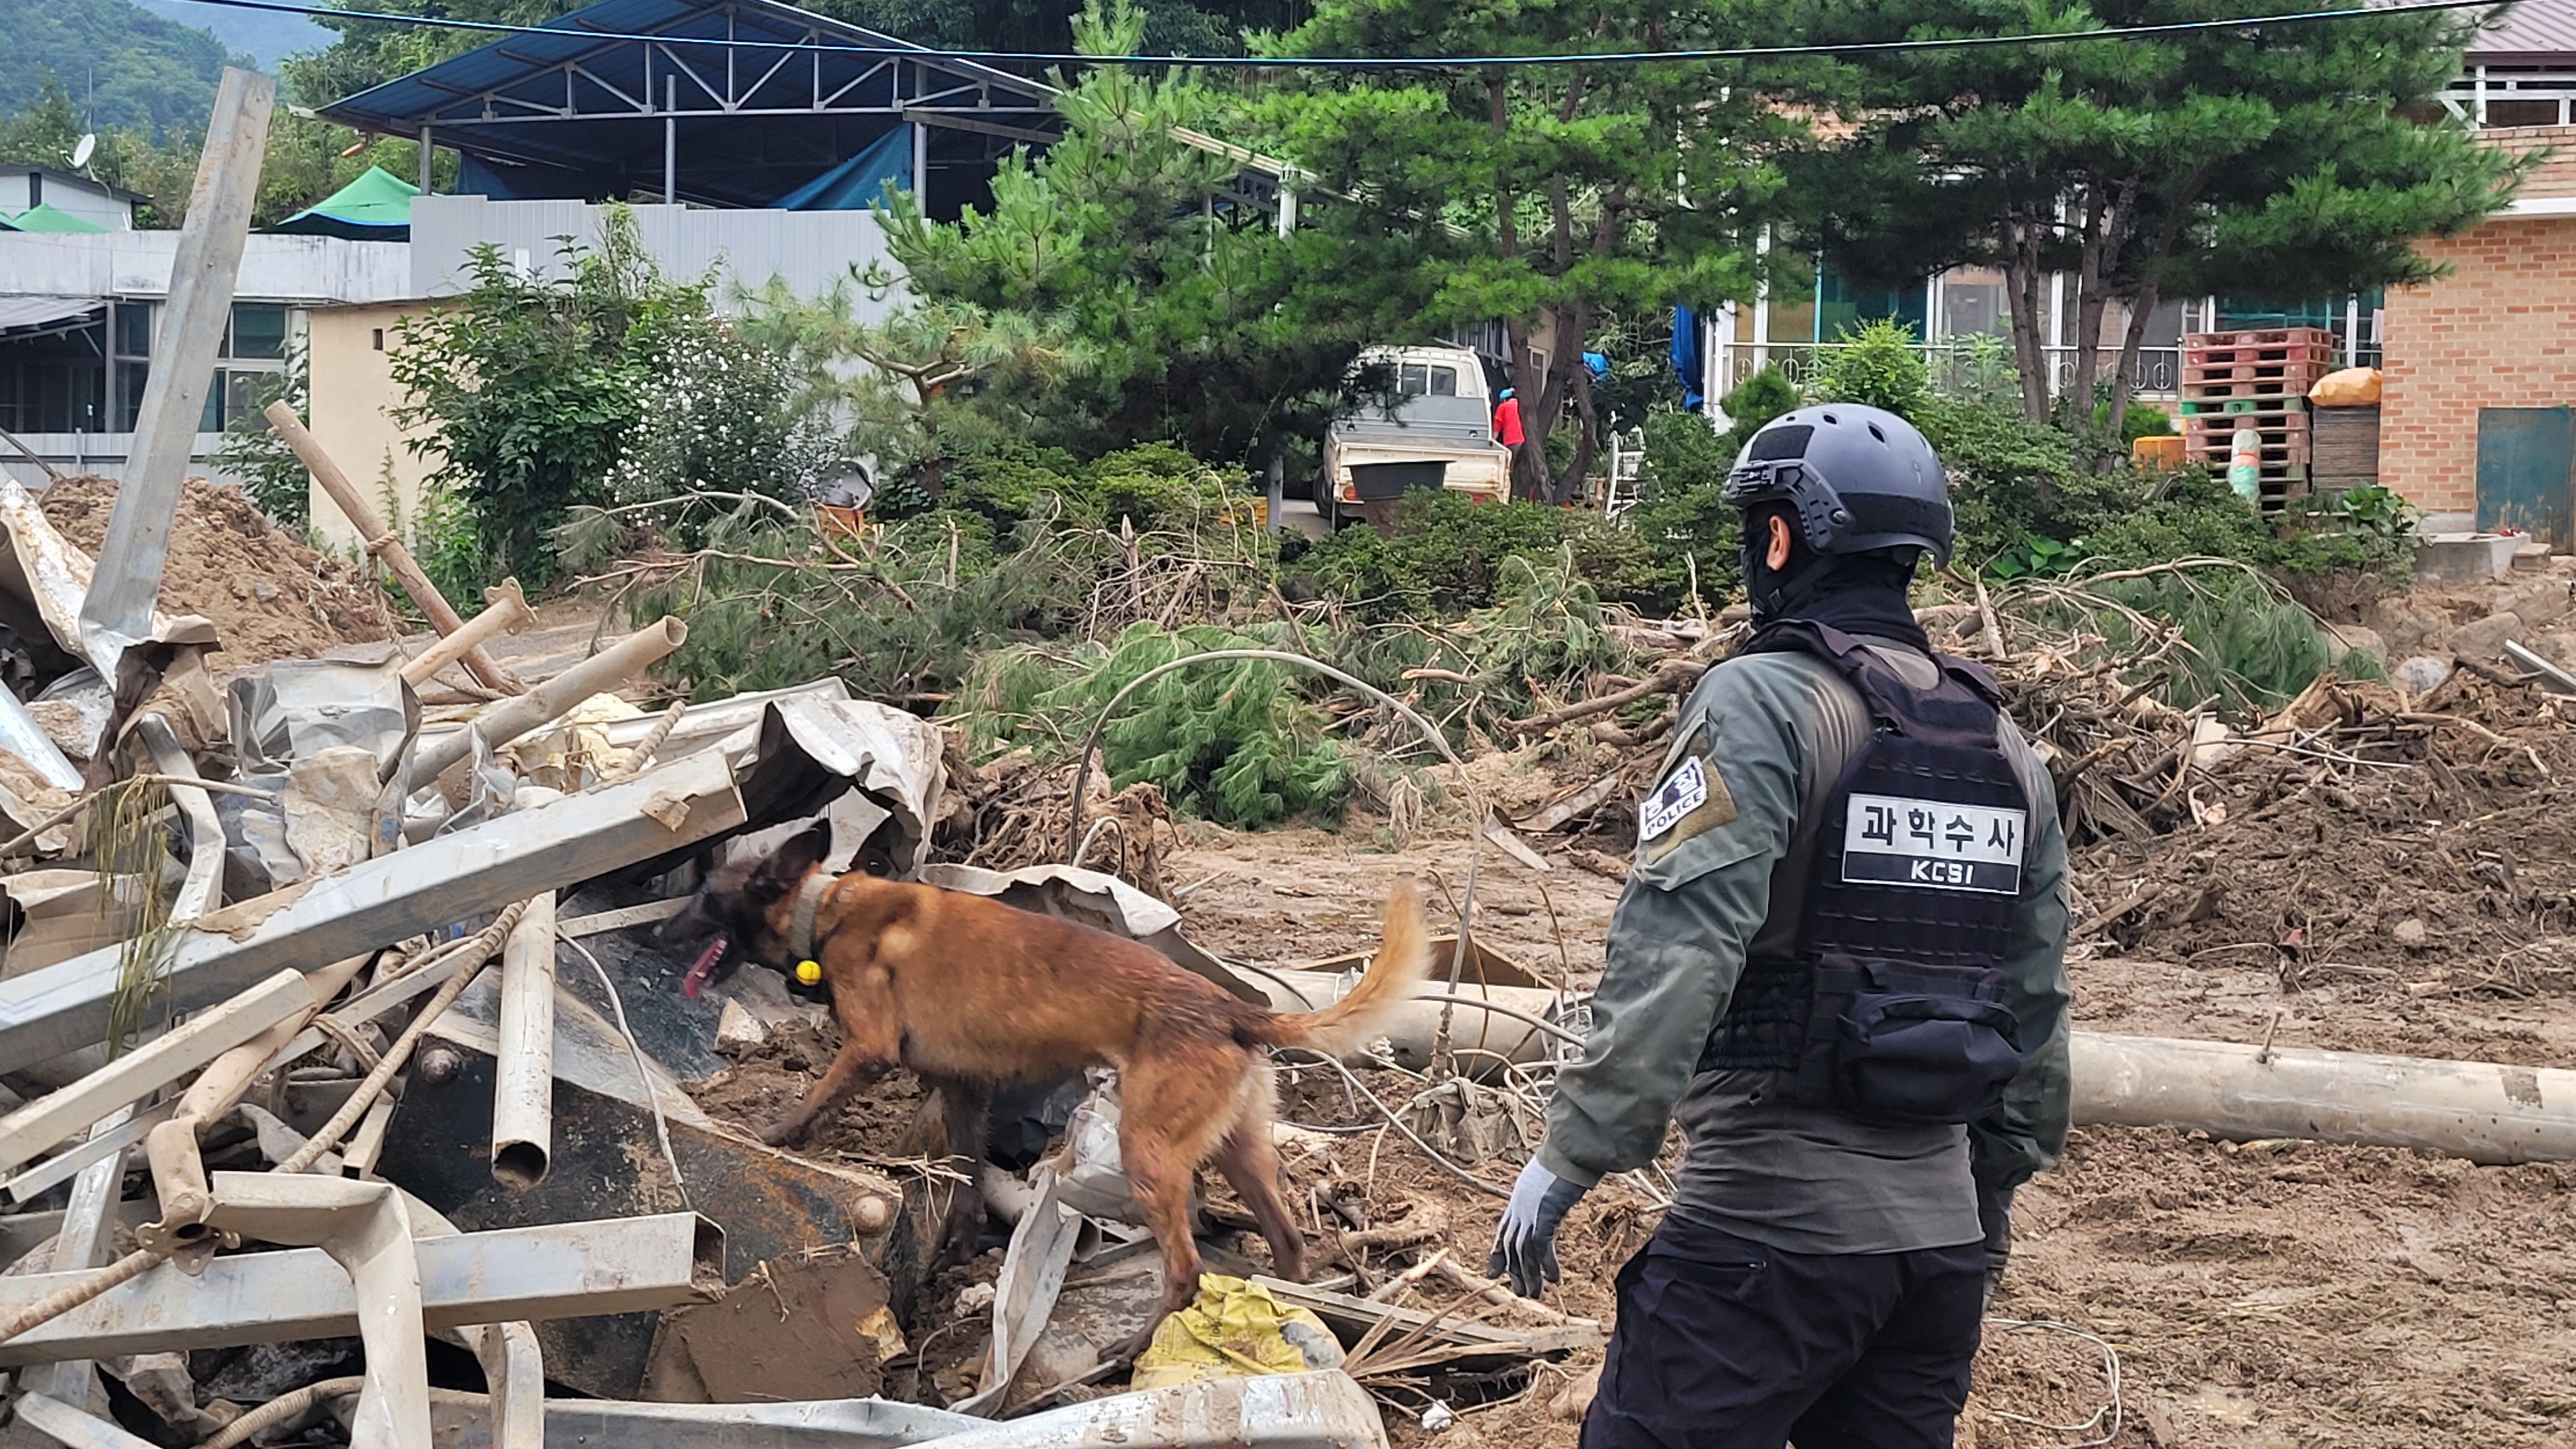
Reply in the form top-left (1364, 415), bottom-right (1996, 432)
top-left (1623, 408), bottom-right (1744, 612)
top-left (964, 622), bottom-right (1348, 829)
top-left (1299, 491), bottom-right (1572, 621)
top-left (1716, 366), bottom-right (1800, 456)
top-left (1813, 319), bottom-right (1930, 420)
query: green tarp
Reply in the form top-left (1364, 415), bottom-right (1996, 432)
top-left (0, 204), bottom-right (111, 234)
top-left (272, 165), bottom-right (418, 240)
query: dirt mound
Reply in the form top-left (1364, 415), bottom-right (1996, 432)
top-left (38, 475), bottom-right (390, 666)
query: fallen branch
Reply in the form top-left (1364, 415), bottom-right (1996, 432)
top-left (1510, 657), bottom-right (1705, 736)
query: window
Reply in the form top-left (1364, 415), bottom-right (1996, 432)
top-left (1427, 366), bottom-right (1457, 396)
top-left (227, 305), bottom-right (288, 360)
top-left (1399, 362), bottom-right (1430, 396)
top-left (2486, 99), bottom-right (2563, 127)
top-left (371, 328), bottom-right (386, 351)
top-left (111, 300), bottom-right (152, 431)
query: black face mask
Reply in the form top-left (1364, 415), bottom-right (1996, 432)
top-left (1740, 506), bottom-right (1931, 654)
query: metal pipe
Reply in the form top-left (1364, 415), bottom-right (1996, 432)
top-left (409, 617), bottom-right (686, 784)
top-left (0, 1211), bottom-right (723, 1365)
top-left (12, 1391), bottom-right (164, 1449)
top-left (202, 1174), bottom-right (431, 1449)
top-left (264, 400), bottom-right (522, 694)
top-left (137, 954), bottom-right (372, 1247)
top-left (279, 903), bottom-right (530, 1175)
top-left (490, 893), bottom-right (558, 1188)
top-left (0, 746), bottom-right (750, 1068)
top-left (399, 579), bottom-right (535, 687)
top-left (0, 688), bottom-right (79, 791)
top-left (0, 970), bottom-right (312, 1177)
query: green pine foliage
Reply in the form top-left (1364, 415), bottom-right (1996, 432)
top-left (966, 623), bottom-right (1349, 830)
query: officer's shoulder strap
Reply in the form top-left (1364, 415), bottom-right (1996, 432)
top-left (1743, 618), bottom-right (2000, 746)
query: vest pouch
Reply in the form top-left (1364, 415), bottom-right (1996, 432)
top-left (1797, 955), bottom-right (2022, 1126)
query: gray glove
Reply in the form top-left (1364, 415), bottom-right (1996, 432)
top-left (1979, 1184), bottom-right (2014, 1312)
top-left (1487, 1158), bottom-right (1589, 1298)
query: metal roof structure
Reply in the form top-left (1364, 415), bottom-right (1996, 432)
top-left (2471, 0), bottom-right (2576, 62)
top-left (319, 0), bottom-right (1062, 212)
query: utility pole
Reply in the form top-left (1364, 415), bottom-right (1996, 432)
top-left (78, 68), bottom-right (273, 682)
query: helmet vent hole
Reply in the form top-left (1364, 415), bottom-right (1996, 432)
top-left (1868, 423), bottom-right (1887, 443)
top-left (1821, 412), bottom-right (1839, 425)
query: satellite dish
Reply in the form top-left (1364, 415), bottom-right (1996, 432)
top-left (70, 134), bottom-right (95, 169)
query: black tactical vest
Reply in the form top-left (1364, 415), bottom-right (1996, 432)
top-left (1697, 621), bottom-right (2029, 1126)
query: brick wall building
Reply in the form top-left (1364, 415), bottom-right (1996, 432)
top-left (2379, 125), bottom-right (2576, 516)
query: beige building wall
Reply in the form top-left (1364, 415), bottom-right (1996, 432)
top-left (305, 300), bottom-right (440, 554)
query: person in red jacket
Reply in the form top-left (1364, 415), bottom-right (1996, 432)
top-left (1494, 387), bottom-right (1526, 447)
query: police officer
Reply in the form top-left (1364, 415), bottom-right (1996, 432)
top-left (1488, 404), bottom-right (2071, 1449)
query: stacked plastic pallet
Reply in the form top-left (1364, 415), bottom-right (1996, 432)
top-left (2178, 327), bottom-right (2338, 510)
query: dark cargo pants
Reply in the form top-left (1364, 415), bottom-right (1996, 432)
top-left (1580, 1215), bottom-right (1986, 1449)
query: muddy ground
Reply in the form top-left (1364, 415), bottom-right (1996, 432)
top-left (689, 656), bottom-right (2576, 1449)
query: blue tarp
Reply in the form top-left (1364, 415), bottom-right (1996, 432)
top-left (775, 125), bottom-right (914, 211)
top-left (1671, 305), bottom-right (1704, 411)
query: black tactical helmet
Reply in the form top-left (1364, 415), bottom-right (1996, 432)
top-left (1722, 404), bottom-right (1953, 567)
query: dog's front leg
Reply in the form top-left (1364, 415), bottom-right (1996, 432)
top-left (762, 1036), bottom-right (890, 1146)
top-left (763, 959), bottom-right (905, 1146)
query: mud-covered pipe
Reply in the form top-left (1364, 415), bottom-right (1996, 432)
top-left (401, 579), bottom-right (535, 689)
top-left (2071, 1032), bottom-right (2576, 1165)
top-left (490, 893), bottom-right (558, 1188)
top-left (1248, 971), bottom-right (1562, 1077)
top-left (411, 618), bottom-right (686, 784)
top-left (140, 954), bottom-right (372, 1248)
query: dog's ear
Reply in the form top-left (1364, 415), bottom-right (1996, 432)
top-left (749, 820), bottom-right (834, 903)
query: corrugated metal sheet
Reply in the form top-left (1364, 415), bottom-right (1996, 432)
top-left (2470, 0), bottom-right (2576, 61)
top-left (324, 0), bottom-right (1048, 134)
top-left (409, 196), bottom-right (908, 316)
top-left (0, 295), bottom-right (102, 331)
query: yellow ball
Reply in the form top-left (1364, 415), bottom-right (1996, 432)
top-left (795, 960), bottom-right (824, 987)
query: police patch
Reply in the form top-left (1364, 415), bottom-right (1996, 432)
top-left (1637, 749), bottom-right (1736, 864)
top-left (1842, 792), bottom-right (2026, 894)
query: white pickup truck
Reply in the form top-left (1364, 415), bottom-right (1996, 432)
top-left (1314, 345), bottom-right (1514, 527)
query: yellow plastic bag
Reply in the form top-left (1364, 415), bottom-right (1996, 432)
top-left (1128, 1274), bottom-right (1346, 1389)
top-left (2308, 366), bottom-right (2382, 407)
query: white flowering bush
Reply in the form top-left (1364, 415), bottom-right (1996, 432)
top-left (603, 309), bottom-right (842, 533)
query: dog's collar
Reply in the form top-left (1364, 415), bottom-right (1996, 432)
top-left (788, 871), bottom-right (832, 963)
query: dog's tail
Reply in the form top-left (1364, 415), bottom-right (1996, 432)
top-left (1252, 880), bottom-right (1429, 1057)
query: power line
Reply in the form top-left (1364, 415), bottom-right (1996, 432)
top-left (170, 0), bottom-right (2499, 71)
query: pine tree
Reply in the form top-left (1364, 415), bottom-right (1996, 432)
top-left (1784, 0), bottom-right (2520, 427)
top-left (1264, 0), bottom-right (1791, 504)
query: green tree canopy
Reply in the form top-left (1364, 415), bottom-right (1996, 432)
top-left (869, 0), bottom-right (1429, 472)
top-left (1784, 0), bottom-right (2519, 427)
top-left (1263, 0), bottom-right (1791, 503)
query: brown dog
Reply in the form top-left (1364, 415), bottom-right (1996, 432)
top-left (659, 822), bottom-right (1427, 1349)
